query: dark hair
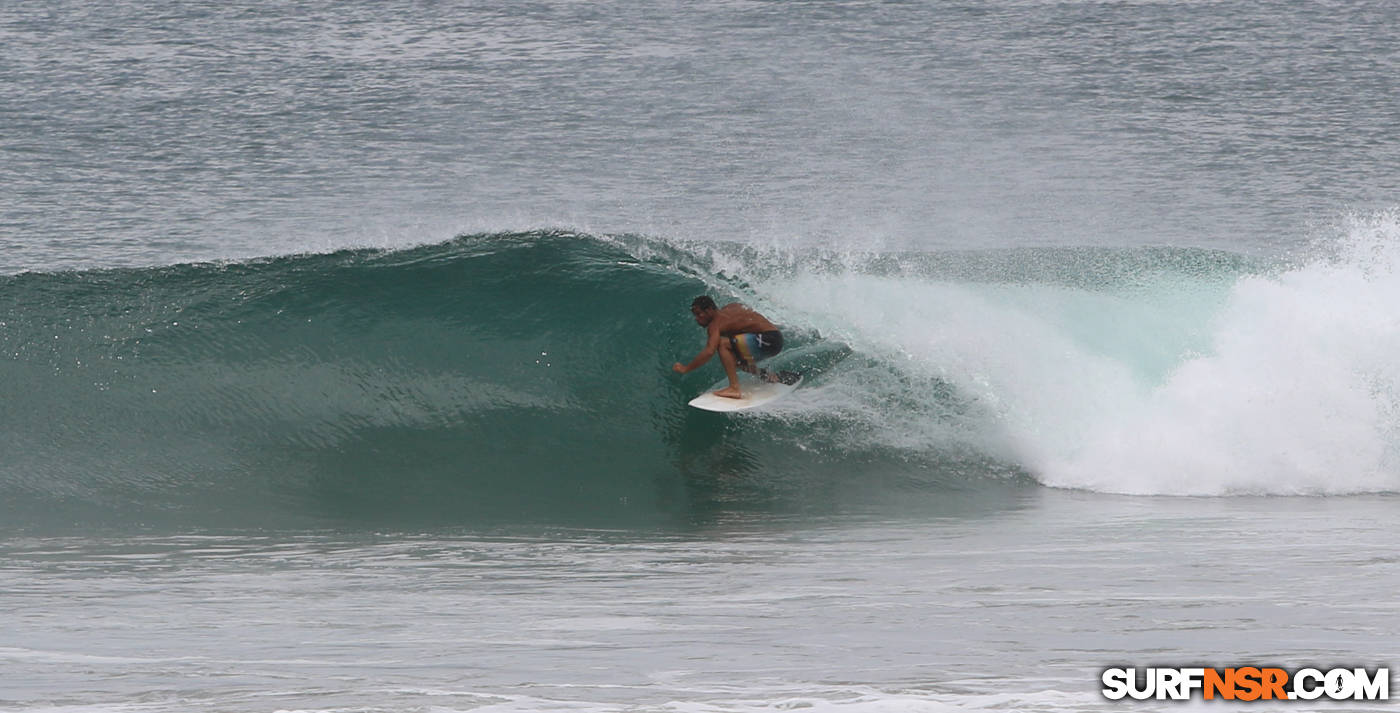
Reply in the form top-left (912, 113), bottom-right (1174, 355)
top-left (691, 295), bottom-right (717, 311)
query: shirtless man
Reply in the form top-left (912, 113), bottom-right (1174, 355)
top-left (672, 296), bottom-right (784, 399)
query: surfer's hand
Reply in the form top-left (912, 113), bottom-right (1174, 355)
top-left (672, 363), bottom-right (687, 374)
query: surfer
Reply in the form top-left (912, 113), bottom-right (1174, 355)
top-left (673, 296), bottom-right (783, 399)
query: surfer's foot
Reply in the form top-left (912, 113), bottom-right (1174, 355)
top-left (713, 385), bottom-right (743, 399)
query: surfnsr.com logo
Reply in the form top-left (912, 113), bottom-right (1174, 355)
top-left (1102, 667), bottom-right (1389, 701)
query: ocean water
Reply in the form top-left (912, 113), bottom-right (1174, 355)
top-left (3, 1), bottom-right (1400, 711)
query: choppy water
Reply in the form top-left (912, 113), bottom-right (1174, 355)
top-left (4, 0), bottom-right (1400, 711)
top-left (5, 0), bottom-right (1400, 271)
top-left (5, 495), bottom-right (1399, 712)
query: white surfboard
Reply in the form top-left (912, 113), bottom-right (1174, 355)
top-left (687, 370), bottom-right (803, 412)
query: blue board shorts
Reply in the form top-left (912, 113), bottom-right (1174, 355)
top-left (729, 330), bottom-right (783, 366)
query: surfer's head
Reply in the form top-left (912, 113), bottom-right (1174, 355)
top-left (690, 296), bottom-right (718, 326)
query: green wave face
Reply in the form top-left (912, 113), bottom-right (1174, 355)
top-left (0, 232), bottom-right (989, 531)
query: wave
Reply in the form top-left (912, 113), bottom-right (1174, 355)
top-left (3, 220), bottom-right (1399, 529)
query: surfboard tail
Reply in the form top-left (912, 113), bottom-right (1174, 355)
top-left (758, 368), bottom-right (803, 386)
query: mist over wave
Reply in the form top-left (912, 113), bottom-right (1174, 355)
top-left (3, 218), bottom-right (1398, 529)
top-left (1031, 212), bottom-right (1400, 494)
top-left (770, 213), bottom-right (1400, 496)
